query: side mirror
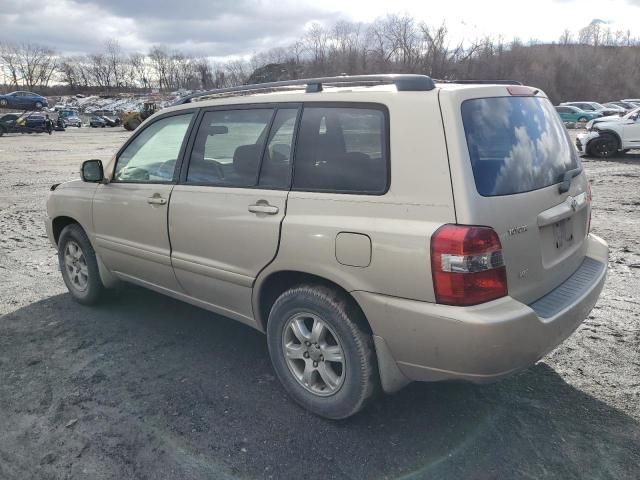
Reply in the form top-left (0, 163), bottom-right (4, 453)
top-left (81, 159), bottom-right (104, 182)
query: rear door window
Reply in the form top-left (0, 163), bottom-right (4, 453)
top-left (461, 97), bottom-right (579, 196)
top-left (292, 106), bottom-right (388, 194)
top-left (186, 108), bottom-right (274, 187)
top-left (258, 108), bottom-right (298, 189)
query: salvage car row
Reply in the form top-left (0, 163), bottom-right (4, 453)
top-left (555, 99), bottom-right (640, 123)
top-left (0, 110), bottom-right (121, 136)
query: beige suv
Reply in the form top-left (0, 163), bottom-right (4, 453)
top-left (46, 75), bottom-right (608, 419)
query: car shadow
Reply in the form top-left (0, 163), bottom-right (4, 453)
top-left (1, 288), bottom-right (638, 480)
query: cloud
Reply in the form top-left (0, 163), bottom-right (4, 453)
top-left (0, 0), bottom-right (337, 56)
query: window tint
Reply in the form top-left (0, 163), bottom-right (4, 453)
top-left (258, 108), bottom-right (298, 189)
top-left (293, 107), bottom-right (387, 193)
top-left (187, 109), bottom-right (273, 186)
top-left (461, 97), bottom-right (579, 197)
top-left (114, 113), bottom-right (193, 183)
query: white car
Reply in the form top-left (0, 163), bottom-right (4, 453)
top-left (577, 107), bottom-right (640, 157)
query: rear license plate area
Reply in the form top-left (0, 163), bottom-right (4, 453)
top-left (553, 217), bottom-right (574, 250)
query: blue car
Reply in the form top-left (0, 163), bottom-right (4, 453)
top-left (0, 91), bottom-right (48, 110)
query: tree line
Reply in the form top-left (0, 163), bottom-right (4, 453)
top-left (1, 16), bottom-right (639, 103)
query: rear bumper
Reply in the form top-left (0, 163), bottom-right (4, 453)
top-left (354, 234), bottom-right (608, 388)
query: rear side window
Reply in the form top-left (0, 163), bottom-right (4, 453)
top-left (461, 97), bottom-right (579, 196)
top-left (293, 107), bottom-right (388, 194)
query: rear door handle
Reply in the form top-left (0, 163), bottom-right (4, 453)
top-left (147, 196), bottom-right (167, 205)
top-left (248, 202), bottom-right (279, 215)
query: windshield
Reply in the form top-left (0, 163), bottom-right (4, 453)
top-left (461, 96), bottom-right (579, 196)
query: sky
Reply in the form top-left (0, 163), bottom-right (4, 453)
top-left (0, 0), bottom-right (639, 59)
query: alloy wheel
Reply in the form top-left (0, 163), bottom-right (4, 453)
top-left (64, 240), bottom-right (89, 292)
top-left (282, 312), bottom-right (346, 396)
top-left (593, 140), bottom-right (616, 158)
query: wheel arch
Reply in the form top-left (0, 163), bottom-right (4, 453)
top-left (51, 215), bottom-right (119, 288)
top-left (253, 270), bottom-right (372, 336)
top-left (595, 129), bottom-right (622, 148)
top-left (52, 215), bottom-right (80, 245)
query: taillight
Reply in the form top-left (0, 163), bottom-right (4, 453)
top-left (430, 225), bottom-right (508, 306)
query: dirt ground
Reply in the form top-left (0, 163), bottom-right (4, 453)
top-left (0, 127), bottom-right (639, 480)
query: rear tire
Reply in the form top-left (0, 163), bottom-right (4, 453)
top-left (266, 285), bottom-right (379, 419)
top-left (577, 116), bottom-right (588, 123)
top-left (58, 224), bottom-right (104, 305)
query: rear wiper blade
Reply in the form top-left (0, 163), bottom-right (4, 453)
top-left (558, 166), bottom-right (583, 193)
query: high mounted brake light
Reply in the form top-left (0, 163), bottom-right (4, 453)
top-left (507, 85), bottom-right (538, 96)
top-left (431, 225), bottom-right (508, 306)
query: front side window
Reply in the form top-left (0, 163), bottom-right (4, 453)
top-left (114, 113), bottom-right (193, 183)
top-left (293, 107), bottom-right (388, 193)
top-left (187, 109), bottom-right (274, 186)
top-left (461, 96), bottom-right (579, 196)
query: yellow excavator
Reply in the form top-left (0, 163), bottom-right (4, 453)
top-left (122, 102), bottom-right (157, 131)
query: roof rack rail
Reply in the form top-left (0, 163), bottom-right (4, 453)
top-left (172, 74), bottom-right (436, 105)
top-left (435, 79), bottom-right (523, 85)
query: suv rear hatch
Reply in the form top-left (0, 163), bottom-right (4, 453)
top-left (439, 85), bottom-right (591, 305)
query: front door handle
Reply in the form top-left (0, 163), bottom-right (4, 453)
top-left (147, 196), bottom-right (167, 205)
top-left (248, 201), bottom-right (279, 215)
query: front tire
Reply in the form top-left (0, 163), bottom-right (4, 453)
top-left (267, 285), bottom-right (378, 419)
top-left (577, 116), bottom-right (588, 123)
top-left (588, 135), bottom-right (619, 158)
top-left (58, 224), bottom-right (104, 305)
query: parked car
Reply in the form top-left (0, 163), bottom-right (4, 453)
top-left (560, 101), bottom-right (619, 117)
top-left (0, 91), bottom-right (48, 109)
top-left (621, 98), bottom-right (640, 105)
top-left (578, 107), bottom-right (640, 157)
top-left (555, 105), bottom-right (601, 123)
top-left (605, 101), bottom-right (640, 112)
top-left (1, 113), bottom-right (46, 134)
top-left (58, 109), bottom-right (81, 127)
top-left (22, 113), bottom-right (47, 130)
top-left (0, 113), bottom-right (20, 136)
top-left (601, 103), bottom-right (627, 115)
top-left (90, 116), bottom-right (107, 128)
top-left (46, 75), bottom-right (608, 419)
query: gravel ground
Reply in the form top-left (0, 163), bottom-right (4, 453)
top-left (0, 128), bottom-right (639, 480)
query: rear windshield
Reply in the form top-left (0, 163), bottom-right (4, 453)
top-left (461, 96), bottom-right (579, 196)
